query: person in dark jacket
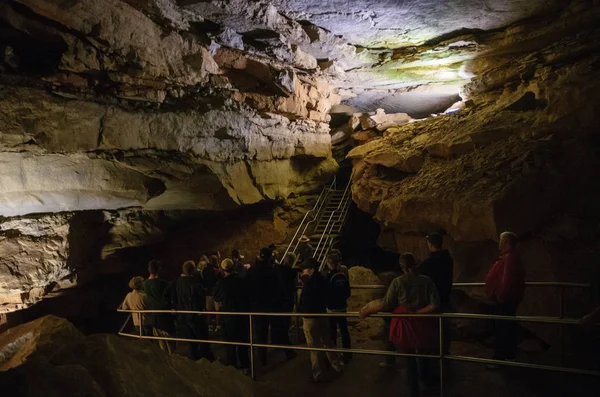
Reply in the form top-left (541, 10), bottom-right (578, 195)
top-left (272, 252), bottom-right (299, 360)
top-left (324, 251), bottom-right (352, 362)
top-left (213, 258), bottom-right (250, 374)
top-left (298, 258), bottom-right (343, 382)
top-left (419, 232), bottom-right (454, 354)
top-left (203, 255), bottom-right (222, 332)
top-left (169, 260), bottom-right (215, 361)
top-left (246, 246), bottom-right (279, 366)
top-left (485, 231), bottom-right (525, 367)
top-left (143, 259), bottom-right (174, 354)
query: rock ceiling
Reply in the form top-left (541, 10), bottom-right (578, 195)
top-left (181, 0), bottom-right (566, 114)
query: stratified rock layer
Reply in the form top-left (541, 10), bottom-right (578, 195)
top-left (348, 3), bottom-right (600, 337)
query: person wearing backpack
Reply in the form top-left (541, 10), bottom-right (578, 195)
top-left (324, 251), bottom-right (352, 362)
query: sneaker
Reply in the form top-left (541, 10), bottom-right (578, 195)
top-left (379, 361), bottom-right (394, 368)
top-left (215, 325), bottom-right (222, 333)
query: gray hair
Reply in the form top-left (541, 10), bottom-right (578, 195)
top-left (500, 231), bottom-right (518, 247)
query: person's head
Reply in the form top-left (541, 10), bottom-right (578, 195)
top-left (182, 260), bottom-right (196, 276)
top-left (199, 254), bottom-right (209, 263)
top-left (258, 246), bottom-right (274, 265)
top-left (232, 249), bottom-right (243, 262)
top-left (299, 235), bottom-right (310, 244)
top-left (499, 231), bottom-right (518, 253)
top-left (197, 260), bottom-right (208, 272)
top-left (221, 258), bottom-right (235, 274)
top-left (283, 252), bottom-right (297, 268)
top-left (425, 233), bottom-right (443, 252)
top-left (129, 276), bottom-right (144, 291)
top-left (299, 257), bottom-right (319, 276)
top-left (326, 251), bottom-right (342, 271)
top-left (148, 259), bottom-right (162, 277)
top-left (399, 253), bottom-right (417, 274)
top-left (209, 255), bottom-right (220, 268)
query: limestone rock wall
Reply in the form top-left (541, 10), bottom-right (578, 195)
top-left (348, 2), bottom-right (600, 333)
top-left (0, 0), bottom-right (339, 313)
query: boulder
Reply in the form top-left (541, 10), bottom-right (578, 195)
top-left (0, 315), bottom-right (84, 371)
top-left (0, 316), bottom-right (277, 397)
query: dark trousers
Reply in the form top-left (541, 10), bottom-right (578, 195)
top-left (328, 310), bottom-right (352, 359)
top-left (383, 319), bottom-right (396, 365)
top-left (176, 314), bottom-right (215, 361)
top-left (254, 316), bottom-right (272, 365)
top-left (491, 301), bottom-right (519, 360)
top-left (440, 301), bottom-right (452, 355)
top-left (222, 316), bottom-right (250, 369)
top-left (271, 305), bottom-right (295, 358)
top-left (135, 325), bottom-right (153, 337)
top-left (404, 349), bottom-right (434, 397)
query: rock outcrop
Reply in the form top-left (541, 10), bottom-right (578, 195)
top-left (0, 315), bottom-right (280, 397)
top-left (348, 2), bottom-right (600, 339)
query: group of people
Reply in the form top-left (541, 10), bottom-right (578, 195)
top-left (122, 230), bottom-right (526, 393)
top-left (121, 243), bottom-right (354, 380)
top-left (359, 231), bottom-right (524, 397)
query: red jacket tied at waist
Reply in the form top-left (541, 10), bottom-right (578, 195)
top-left (389, 306), bottom-right (437, 351)
top-left (485, 250), bottom-right (525, 303)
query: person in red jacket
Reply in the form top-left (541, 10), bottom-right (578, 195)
top-left (485, 231), bottom-right (525, 367)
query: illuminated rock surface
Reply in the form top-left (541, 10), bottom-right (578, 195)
top-left (0, 0), bottom-right (599, 328)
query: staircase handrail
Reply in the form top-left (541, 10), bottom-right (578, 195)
top-left (318, 190), bottom-right (353, 268)
top-left (314, 178), bottom-right (352, 262)
top-left (281, 176), bottom-right (337, 259)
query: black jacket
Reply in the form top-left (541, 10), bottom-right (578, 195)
top-left (213, 273), bottom-right (248, 313)
top-left (325, 270), bottom-right (351, 310)
top-left (419, 250), bottom-right (454, 304)
top-left (297, 271), bottom-right (327, 316)
top-left (202, 265), bottom-right (221, 296)
top-left (246, 261), bottom-right (279, 311)
top-left (170, 275), bottom-right (206, 312)
top-left (275, 265), bottom-right (298, 309)
top-left (143, 278), bottom-right (174, 332)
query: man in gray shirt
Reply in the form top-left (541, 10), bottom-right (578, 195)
top-left (360, 253), bottom-right (439, 397)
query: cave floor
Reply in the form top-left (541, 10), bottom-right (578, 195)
top-left (252, 341), bottom-right (599, 397)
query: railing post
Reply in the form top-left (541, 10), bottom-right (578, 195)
top-left (558, 286), bottom-right (564, 364)
top-left (439, 316), bottom-right (445, 397)
top-left (249, 314), bottom-right (255, 380)
top-left (139, 312), bottom-right (143, 339)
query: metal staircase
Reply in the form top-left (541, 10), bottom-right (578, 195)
top-left (281, 175), bottom-right (352, 270)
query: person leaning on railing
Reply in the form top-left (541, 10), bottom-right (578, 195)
top-left (360, 253), bottom-right (440, 397)
top-left (122, 276), bottom-right (153, 337)
top-left (484, 231), bottom-right (525, 369)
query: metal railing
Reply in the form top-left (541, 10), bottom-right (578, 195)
top-left (117, 307), bottom-right (600, 397)
top-left (282, 177), bottom-right (337, 259)
top-left (314, 178), bottom-right (352, 267)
